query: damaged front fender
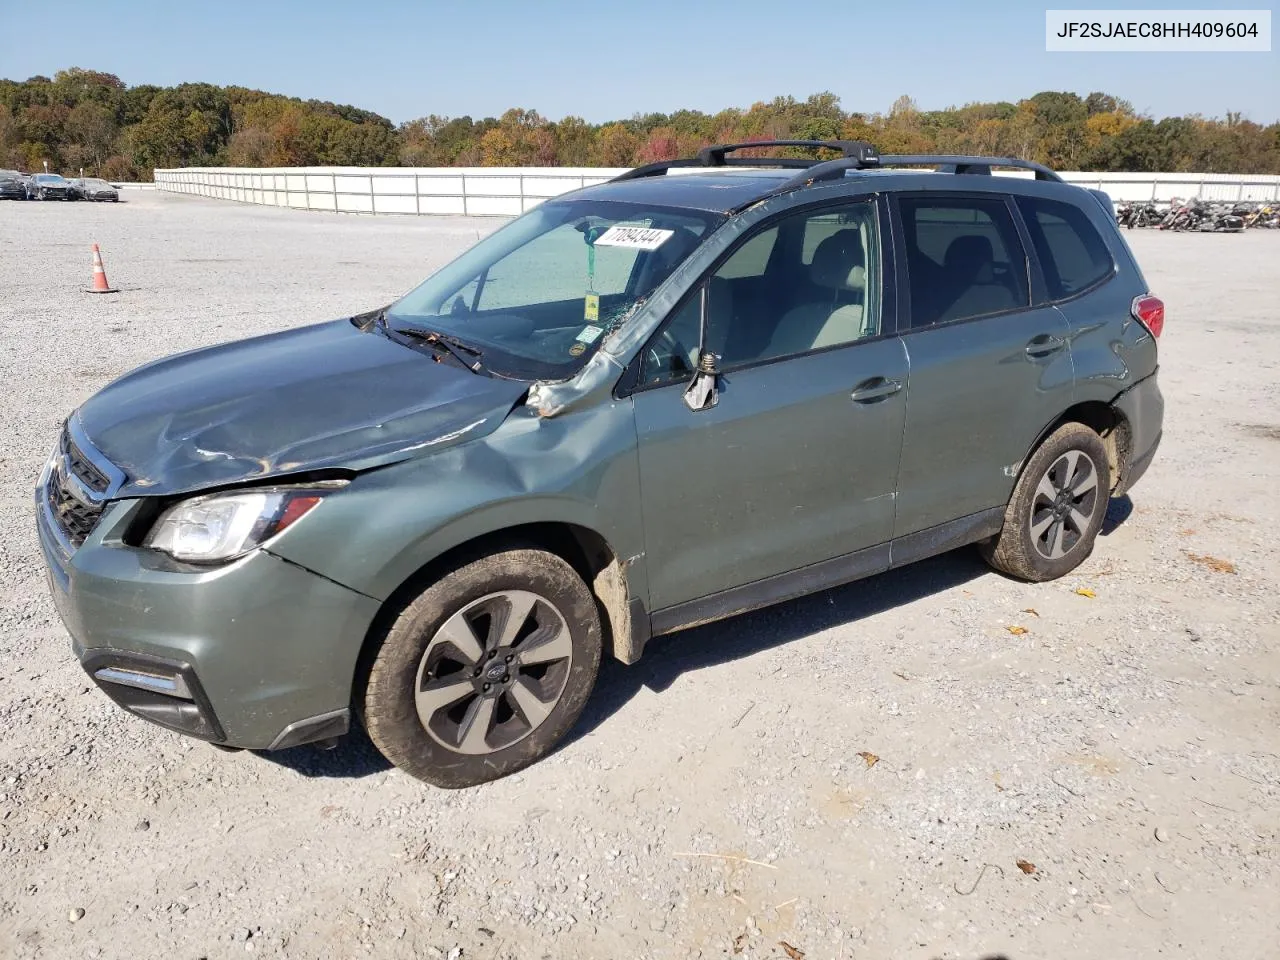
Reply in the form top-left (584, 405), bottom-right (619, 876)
top-left (266, 398), bottom-right (651, 659)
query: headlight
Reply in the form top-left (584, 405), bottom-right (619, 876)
top-left (143, 486), bottom-right (335, 563)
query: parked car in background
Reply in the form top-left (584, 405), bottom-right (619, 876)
top-left (0, 170), bottom-right (26, 199)
top-left (70, 177), bottom-right (120, 202)
top-left (27, 173), bottom-right (74, 200)
top-left (36, 140), bottom-right (1164, 788)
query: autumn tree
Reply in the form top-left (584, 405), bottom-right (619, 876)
top-left (591, 123), bottom-right (638, 166)
top-left (0, 67), bottom-right (1275, 176)
top-left (65, 101), bottom-right (117, 174)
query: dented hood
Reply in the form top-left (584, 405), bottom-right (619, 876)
top-left (75, 319), bottom-right (527, 498)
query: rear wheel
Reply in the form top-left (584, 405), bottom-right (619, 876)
top-left (362, 548), bottom-right (602, 787)
top-left (980, 422), bottom-right (1111, 582)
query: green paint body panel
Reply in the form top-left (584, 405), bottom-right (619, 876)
top-left (894, 305), bottom-right (1075, 536)
top-left (634, 337), bottom-right (909, 610)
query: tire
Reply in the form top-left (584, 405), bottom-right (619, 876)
top-left (362, 548), bottom-right (602, 787)
top-left (980, 422), bottom-right (1111, 582)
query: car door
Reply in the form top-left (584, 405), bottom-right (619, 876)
top-left (629, 197), bottom-right (908, 616)
top-left (890, 192), bottom-right (1075, 539)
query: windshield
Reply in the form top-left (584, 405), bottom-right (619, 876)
top-left (387, 199), bottom-right (722, 380)
top-left (36, 174), bottom-right (65, 183)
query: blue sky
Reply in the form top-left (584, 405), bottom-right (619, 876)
top-left (2, 0), bottom-right (1276, 123)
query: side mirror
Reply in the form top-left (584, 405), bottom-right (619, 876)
top-left (682, 349), bottom-right (720, 412)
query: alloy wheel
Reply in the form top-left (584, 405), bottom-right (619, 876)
top-left (413, 590), bottom-right (573, 756)
top-left (1028, 449), bottom-right (1100, 560)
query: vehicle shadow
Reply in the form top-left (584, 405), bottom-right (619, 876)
top-left (566, 545), bottom-right (991, 747)
top-left (1101, 493), bottom-right (1134, 535)
top-left (254, 724), bottom-right (393, 779)
top-left (571, 495), bottom-right (1134, 746)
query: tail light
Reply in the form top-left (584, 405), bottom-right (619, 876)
top-left (1131, 294), bottom-right (1164, 339)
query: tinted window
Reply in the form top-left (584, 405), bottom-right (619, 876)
top-left (1015, 196), bottom-right (1114, 300)
top-left (640, 201), bottom-right (880, 386)
top-left (898, 196), bottom-right (1030, 328)
top-left (716, 226), bottom-right (777, 278)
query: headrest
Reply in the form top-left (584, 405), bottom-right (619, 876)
top-left (810, 229), bottom-right (867, 292)
top-left (944, 235), bottom-right (995, 283)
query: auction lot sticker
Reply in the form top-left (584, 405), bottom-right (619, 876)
top-left (594, 225), bottom-right (674, 250)
top-left (1046, 9), bottom-right (1271, 51)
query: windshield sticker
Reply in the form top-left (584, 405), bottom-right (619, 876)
top-left (594, 225), bottom-right (675, 250)
top-left (576, 324), bottom-right (603, 345)
top-left (584, 292), bottom-right (600, 322)
top-left (569, 342), bottom-right (587, 357)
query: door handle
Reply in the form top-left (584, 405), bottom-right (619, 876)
top-left (850, 377), bottom-right (903, 403)
top-left (1025, 334), bottom-right (1066, 359)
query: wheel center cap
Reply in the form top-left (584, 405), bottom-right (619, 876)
top-left (484, 662), bottom-right (509, 683)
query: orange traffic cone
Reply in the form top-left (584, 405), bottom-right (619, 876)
top-left (87, 243), bottom-right (118, 294)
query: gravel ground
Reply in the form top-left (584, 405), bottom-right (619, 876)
top-left (1, 192), bottom-right (1278, 960)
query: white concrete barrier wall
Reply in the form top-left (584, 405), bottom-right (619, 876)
top-left (152, 167), bottom-right (627, 216)
top-left (153, 166), bottom-right (1280, 215)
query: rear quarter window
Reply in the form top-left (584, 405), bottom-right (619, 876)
top-left (1015, 196), bottom-right (1115, 301)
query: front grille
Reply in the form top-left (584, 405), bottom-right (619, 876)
top-left (45, 425), bottom-right (113, 547)
top-left (63, 432), bottom-right (109, 493)
top-left (47, 469), bottom-right (104, 546)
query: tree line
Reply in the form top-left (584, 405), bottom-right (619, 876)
top-left (2, 68), bottom-right (1277, 179)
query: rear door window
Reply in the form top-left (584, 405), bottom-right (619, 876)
top-left (1015, 196), bottom-right (1115, 300)
top-left (896, 196), bottom-right (1030, 328)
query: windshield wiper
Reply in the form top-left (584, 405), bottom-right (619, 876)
top-left (390, 326), bottom-right (485, 373)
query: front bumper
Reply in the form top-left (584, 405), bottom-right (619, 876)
top-left (36, 482), bottom-right (382, 750)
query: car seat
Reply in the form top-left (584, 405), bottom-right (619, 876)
top-left (937, 235), bottom-right (1017, 321)
top-left (765, 230), bottom-right (870, 357)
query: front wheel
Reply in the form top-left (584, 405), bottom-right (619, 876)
top-left (362, 548), bottom-right (602, 787)
top-left (980, 422), bottom-right (1111, 582)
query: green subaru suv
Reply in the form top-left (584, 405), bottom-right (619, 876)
top-left (36, 141), bottom-right (1163, 787)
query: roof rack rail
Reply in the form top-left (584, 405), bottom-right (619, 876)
top-left (607, 141), bottom-right (1065, 209)
top-left (879, 155), bottom-right (1064, 182)
top-left (609, 139), bottom-right (880, 182)
top-left (731, 151), bottom-right (1066, 212)
top-left (767, 153), bottom-right (1063, 195)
